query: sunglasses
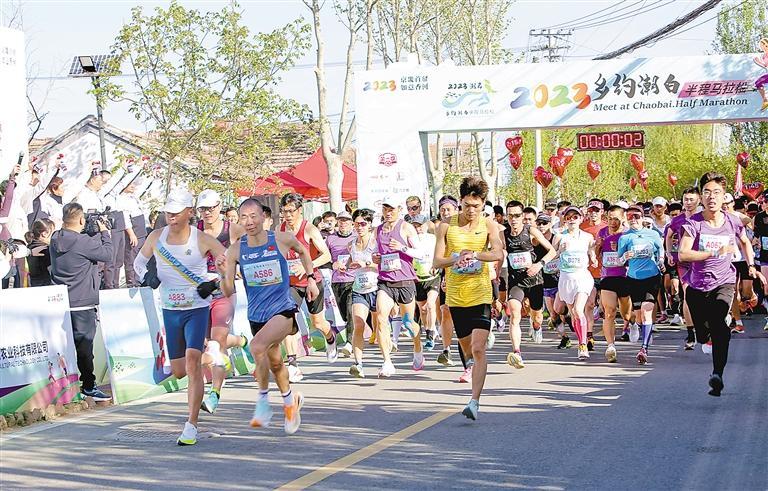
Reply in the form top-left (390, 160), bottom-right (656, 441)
top-left (353, 221), bottom-right (369, 226)
top-left (407, 205), bottom-right (420, 211)
top-left (564, 214), bottom-right (580, 221)
top-left (507, 213), bottom-right (523, 219)
top-left (197, 205), bottom-right (219, 213)
top-left (280, 208), bottom-right (298, 214)
top-left (627, 213), bottom-right (643, 220)
top-left (535, 220), bottom-right (548, 226)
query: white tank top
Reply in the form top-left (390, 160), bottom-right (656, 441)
top-left (154, 226), bottom-right (210, 310)
top-left (559, 230), bottom-right (591, 274)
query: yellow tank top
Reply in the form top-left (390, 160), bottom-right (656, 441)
top-left (445, 215), bottom-right (492, 307)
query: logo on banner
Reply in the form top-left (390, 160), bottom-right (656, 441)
top-left (443, 80), bottom-right (496, 117)
top-left (378, 153), bottom-right (398, 167)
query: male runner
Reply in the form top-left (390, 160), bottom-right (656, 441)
top-left (535, 214), bottom-right (564, 334)
top-left (753, 192), bottom-right (768, 331)
top-left (650, 197), bottom-right (672, 324)
top-left (436, 196), bottom-right (460, 367)
top-left (326, 211), bottom-right (356, 357)
top-left (663, 203), bottom-right (684, 327)
top-left (411, 214), bottom-right (440, 351)
top-left (405, 195), bottom-right (435, 233)
top-left (219, 198), bottom-right (310, 432)
top-left (433, 177), bottom-right (504, 420)
top-left (133, 190), bottom-right (226, 445)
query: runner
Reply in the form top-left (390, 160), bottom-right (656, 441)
top-left (678, 174), bottom-right (759, 396)
top-left (665, 187), bottom-right (701, 350)
top-left (347, 208), bottom-right (378, 378)
top-left (663, 202), bottom-right (684, 327)
top-left (504, 201), bottom-right (556, 368)
top-left (551, 206), bottom-right (598, 360)
top-left (650, 197), bottom-right (672, 324)
top-left (411, 214), bottom-right (440, 351)
top-left (218, 198), bottom-right (308, 432)
top-left (534, 214), bottom-right (564, 336)
top-left (596, 205), bottom-right (631, 362)
top-left (326, 211), bottom-right (357, 357)
top-left (617, 206), bottom-right (664, 365)
top-left (278, 193), bottom-right (336, 383)
top-left (195, 189), bottom-right (250, 415)
top-left (433, 177), bottom-right (504, 420)
top-left (405, 195), bottom-right (435, 233)
top-left (580, 199), bottom-right (607, 351)
top-left (133, 189), bottom-right (226, 445)
top-left (373, 196), bottom-right (424, 377)
top-left (435, 195), bottom-right (460, 367)
top-left (750, 191), bottom-right (768, 331)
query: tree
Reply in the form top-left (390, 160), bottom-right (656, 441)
top-left (99, 1), bottom-right (311, 194)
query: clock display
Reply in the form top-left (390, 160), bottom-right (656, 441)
top-left (576, 131), bottom-right (645, 151)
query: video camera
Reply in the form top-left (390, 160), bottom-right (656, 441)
top-left (83, 206), bottom-right (115, 236)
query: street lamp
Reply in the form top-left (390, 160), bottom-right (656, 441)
top-left (68, 54), bottom-right (118, 171)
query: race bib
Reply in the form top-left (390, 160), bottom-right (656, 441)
top-left (243, 260), bottom-right (282, 287)
top-left (507, 251), bottom-right (533, 270)
top-left (632, 244), bottom-right (653, 259)
top-left (161, 286), bottom-right (196, 309)
top-left (337, 254), bottom-right (350, 267)
top-left (560, 252), bottom-right (586, 270)
top-left (451, 253), bottom-right (482, 275)
top-left (381, 253), bottom-right (402, 272)
top-left (700, 234), bottom-right (730, 258)
top-left (761, 236), bottom-right (768, 251)
top-left (413, 257), bottom-right (434, 278)
top-left (353, 271), bottom-right (378, 292)
top-left (543, 259), bottom-right (559, 274)
top-left (287, 258), bottom-right (303, 277)
top-left (602, 251), bottom-right (622, 267)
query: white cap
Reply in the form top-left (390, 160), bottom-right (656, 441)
top-left (163, 189), bottom-right (195, 213)
top-left (723, 193), bottom-right (734, 204)
top-left (651, 196), bottom-right (667, 207)
top-left (379, 195), bottom-right (400, 208)
top-left (484, 205), bottom-right (494, 216)
top-left (616, 200), bottom-right (630, 210)
top-left (196, 189), bottom-right (221, 208)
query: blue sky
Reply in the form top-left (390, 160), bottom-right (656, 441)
top-left (13, 0), bottom-right (722, 138)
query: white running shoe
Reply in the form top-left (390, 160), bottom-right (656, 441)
top-left (577, 344), bottom-right (590, 360)
top-left (629, 324), bottom-right (640, 343)
top-left (326, 338), bottom-right (338, 364)
top-left (458, 366), bottom-right (473, 383)
top-left (496, 316), bottom-right (507, 333)
top-left (507, 351), bottom-right (525, 369)
top-left (349, 363), bottom-right (365, 378)
top-left (533, 328), bottom-right (543, 344)
top-left (701, 340), bottom-right (713, 355)
top-left (339, 342), bottom-right (353, 358)
top-left (287, 364), bottom-right (304, 383)
top-left (177, 421), bottom-right (198, 446)
top-left (378, 361), bottom-right (396, 378)
top-left (486, 330), bottom-right (496, 350)
top-left (670, 314), bottom-right (682, 326)
top-left (764, 318), bottom-right (768, 331)
top-left (528, 325), bottom-right (535, 340)
top-left (605, 344), bottom-right (617, 363)
top-left (412, 352), bottom-right (425, 371)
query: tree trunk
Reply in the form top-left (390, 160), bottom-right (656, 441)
top-left (473, 131), bottom-right (496, 203)
top-left (366, 0), bottom-right (375, 69)
top-left (428, 133), bottom-right (445, 213)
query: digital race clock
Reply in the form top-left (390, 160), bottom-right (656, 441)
top-left (576, 131), bottom-right (645, 151)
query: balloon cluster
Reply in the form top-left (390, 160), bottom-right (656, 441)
top-left (505, 136), bottom-right (523, 170)
top-left (629, 153), bottom-right (648, 192)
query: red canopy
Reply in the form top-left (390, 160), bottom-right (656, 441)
top-left (238, 149), bottom-right (357, 200)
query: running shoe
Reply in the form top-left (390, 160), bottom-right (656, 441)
top-left (458, 366), bottom-right (473, 383)
top-left (287, 364), bottom-right (304, 383)
top-left (177, 421), bottom-right (197, 446)
top-left (593, 306), bottom-right (601, 322)
top-left (424, 338), bottom-right (435, 351)
top-left (462, 399), bottom-right (479, 420)
top-left (684, 337), bottom-right (695, 351)
top-left (349, 363), bottom-right (365, 378)
top-left (240, 334), bottom-right (255, 364)
top-left (533, 328), bottom-right (543, 344)
top-left (378, 361), bottom-right (397, 378)
top-left (557, 335), bottom-right (571, 349)
top-left (391, 340), bottom-right (399, 352)
top-left (701, 340), bottom-right (713, 354)
top-left (629, 324), bottom-right (640, 343)
top-left (201, 391), bottom-right (220, 414)
top-left (731, 321), bottom-right (745, 334)
top-left (413, 352), bottom-right (425, 371)
top-left (547, 318), bottom-right (556, 330)
top-left (620, 332), bottom-right (630, 342)
top-left (284, 392), bottom-right (304, 435)
top-left (605, 344), bottom-right (617, 363)
top-left (486, 330), bottom-right (496, 350)
top-left (81, 387), bottom-right (111, 402)
top-left (636, 348), bottom-right (648, 365)
top-left (669, 314), bottom-right (683, 326)
top-left (340, 342), bottom-right (353, 358)
top-left (437, 350), bottom-right (455, 366)
top-left (326, 338), bottom-right (339, 363)
top-left (369, 329), bottom-right (377, 345)
top-left (528, 325), bottom-right (535, 340)
top-left (577, 344), bottom-right (589, 360)
top-left (708, 374), bottom-right (723, 397)
top-left (507, 351), bottom-right (525, 369)
top-left (250, 399), bottom-right (273, 428)
top-left (764, 318), bottom-right (768, 331)
top-left (657, 313), bottom-right (669, 324)
top-left (496, 316), bottom-right (507, 333)
top-left (724, 314), bottom-right (732, 327)
top-left (586, 336), bottom-right (595, 351)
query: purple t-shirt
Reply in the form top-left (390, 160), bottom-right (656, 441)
top-left (681, 212), bottom-right (743, 292)
top-left (598, 227), bottom-right (626, 277)
top-left (326, 232), bottom-right (356, 283)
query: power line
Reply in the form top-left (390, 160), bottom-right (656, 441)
top-left (654, 0), bottom-right (751, 41)
top-left (543, 0), bottom-right (632, 29)
top-left (569, 0), bottom-right (678, 31)
top-left (559, 1), bottom-right (651, 30)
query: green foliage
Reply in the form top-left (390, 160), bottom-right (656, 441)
top-left (97, 1), bottom-right (312, 194)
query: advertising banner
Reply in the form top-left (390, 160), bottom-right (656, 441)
top-left (0, 286), bottom-right (80, 413)
top-left (0, 27), bottom-right (27, 178)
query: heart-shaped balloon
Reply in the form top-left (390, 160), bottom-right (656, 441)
top-left (667, 173), bottom-right (678, 187)
top-left (505, 136), bottom-right (523, 153)
top-left (557, 147), bottom-right (574, 166)
top-left (534, 167), bottom-right (554, 188)
top-left (508, 153), bottom-right (522, 170)
top-left (587, 160), bottom-right (601, 180)
top-left (630, 153), bottom-right (645, 172)
top-left (741, 182), bottom-right (764, 201)
top-left (638, 169), bottom-right (649, 182)
top-left (629, 176), bottom-right (638, 190)
top-left (548, 155), bottom-right (566, 178)
top-left (737, 152), bottom-right (750, 169)
top-left (57, 153), bottom-right (64, 160)
top-left (641, 179), bottom-right (649, 192)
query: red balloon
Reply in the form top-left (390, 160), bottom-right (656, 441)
top-left (505, 136), bottom-right (523, 153)
top-left (557, 147), bottom-right (574, 166)
top-left (534, 167), bottom-right (554, 188)
top-left (57, 153), bottom-right (64, 159)
top-left (548, 155), bottom-right (566, 178)
top-left (638, 169), bottom-right (649, 182)
top-left (641, 179), bottom-right (649, 192)
top-left (630, 153), bottom-right (645, 172)
top-left (629, 176), bottom-right (638, 190)
top-left (508, 153), bottom-right (522, 170)
top-left (742, 182), bottom-right (764, 201)
top-left (737, 152), bottom-right (750, 169)
top-left (587, 160), bottom-right (601, 180)
top-left (667, 173), bottom-right (678, 187)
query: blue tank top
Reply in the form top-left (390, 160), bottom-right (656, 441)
top-left (238, 232), bottom-right (296, 322)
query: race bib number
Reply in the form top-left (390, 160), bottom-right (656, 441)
top-left (700, 234), bottom-right (730, 258)
top-left (451, 253), bottom-right (482, 275)
top-left (381, 253), bottom-right (402, 272)
top-left (243, 260), bottom-right (282, 287)
top-left (287, 258), bottom-right (303, 277)
top-left (632, 244), bottom-right (653, 259)
top-left (353, 271), bottom-right (378, 292)
top-left (507, 251), bottom-right (533, 270)
top-left (561, 252), bottom-right (586, 270)
top-left (602, 251), bottom-right (622, 267)
top-left (543, 259), bottom-right (559, 274)
top-left (761, 237), bottom-right (768, 251)
top-left (161, 286), bottom-right (196, 309)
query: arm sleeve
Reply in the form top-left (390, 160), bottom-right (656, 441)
top-left (133, 251), bottom-right (150, 281)
top-left (400, 233), bottom-right (425, 259)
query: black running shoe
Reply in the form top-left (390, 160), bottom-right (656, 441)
top-left (586, 337), bottom-right (595, 351)
top-left (708, 374), bottom-right (723, 397)
top-left (620, 333), bottom-right (630, 342)
top-left (557, 335), bottom-right (571, 349)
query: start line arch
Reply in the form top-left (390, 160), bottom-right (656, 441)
top-left (353, 53), bottom-right (767, 210)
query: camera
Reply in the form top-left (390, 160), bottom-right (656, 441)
top-left (83, 207), bottom-right (115, 236)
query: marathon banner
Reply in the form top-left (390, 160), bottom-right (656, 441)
top-left (0, 27), bottom-right (27, 179)
top-left (0, 286), bottom-right (80, 414)
top-left (354, 53), bottom-right (767, 210)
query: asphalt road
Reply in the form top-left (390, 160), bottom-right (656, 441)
top-left (2, 318), bottom-right (767, 490)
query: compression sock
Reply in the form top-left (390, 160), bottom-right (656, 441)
top-left (641, 323), bottom-right (653, 350)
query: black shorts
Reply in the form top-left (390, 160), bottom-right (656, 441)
top-left (664, 259), bottom-right (678, 279)
top-left (734, 261), bottom-right (749, 280)
top-left (378, 280), bottom-right (416, 305)
top-left (507, 283), bottom-right (544, 311)
top-left (292, 285), bottom-right (325, 315)
top-left (449, 304), bottom-right (492, 338)
top-left (593, 277), bottom-right (601, 291)
top-left (600, 276), bottom-right (630, 297)
top-left (498, 275), bottom-right (507, 292)
top-left (416, 276), bottom-right (440, 302)
top-left (249, 308), bottom-right (299, 336)
top-left (628, 275), bottom-right (661, 310)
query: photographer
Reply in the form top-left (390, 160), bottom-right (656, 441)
top-left (50, 202), bottom-right (113, 401)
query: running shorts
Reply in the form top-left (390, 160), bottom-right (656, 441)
top-left (292, 285), bottom-right (325, 315)
top-left (664, 258), bottom-right (678, 279)
top-left (543, 287), bottom-right (558, 299)
top-left (499, 274), bottom-right (507, 292)
top-left (352, 291), bottom-right (377, 311)
top-left (416, 276), bottom-right (440, 302)
top-left (208, 295), bottom-right (235, 331)
top-left (249, 308), bottom-right (299, 336)
top-left (507, 284), bottom-right (544, 311)
top-left (378, 280), bottom-right (416, 305)
top-left (734, 261), bottom-right (749, 280)
top-left (162, 307), bottom-right (210, 359)
top-left (558, 271), bottom-right (593, 305)
top-left (600, 276), bottom-right (629, 297)
top-left (449, 304), bottom-right (492, 338)
top-left (628, 275), bottom-right (661, 309)
top-left (593, 278), bottom-right (601, 291)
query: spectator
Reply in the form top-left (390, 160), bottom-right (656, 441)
top-left (117, 179), bottom-right (146, 287)
top-left (38, 176), bottom-right (65, 229)
top-left (27, 218), bottom-right (55, 287)
top-left (224, 206), bottom-right (238, 223)
top-left (263, 205), bottom-right (274, 230)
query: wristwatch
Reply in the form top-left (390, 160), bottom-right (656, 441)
top-left (307, 273), bottom-right (317, 281)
